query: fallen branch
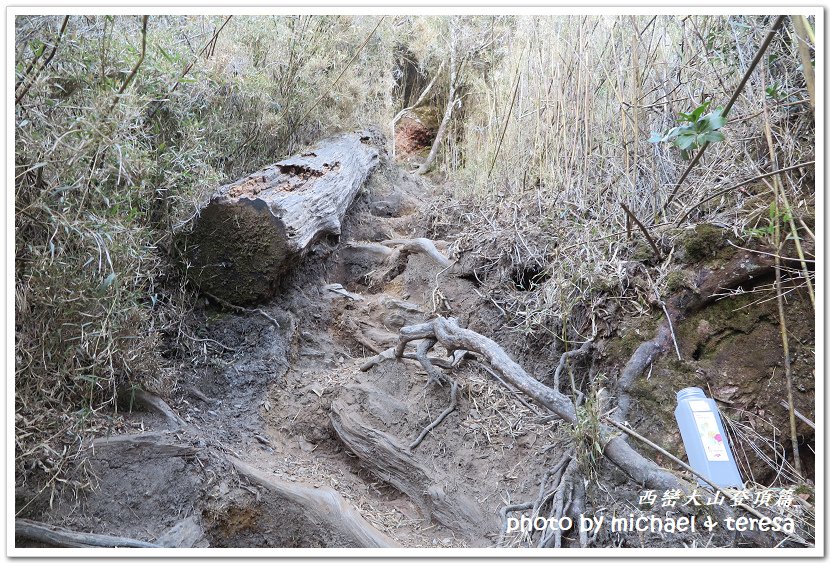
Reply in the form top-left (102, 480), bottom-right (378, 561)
top-left (16, 519), bottom-right (161, 548)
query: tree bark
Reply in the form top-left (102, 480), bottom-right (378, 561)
top-left (180, 129), bottom-right (383, 305)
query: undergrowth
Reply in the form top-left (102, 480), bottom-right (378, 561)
top-left (14, 14), bottom-right (815, 524)
top-left (14, 14), bottom-right (395, 498)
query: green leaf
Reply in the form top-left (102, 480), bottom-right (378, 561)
top-left (675, 133), bottom-right (696, 150)
top-left (703, 130), bottom-right (725, 143)
top-left (98, 272), bottom-right (117, 292)
top-left (706, 110), bottom-right (726, 130)
top-left (648, 132), bottom-right (664, 143)
top-left (157, 44), bottom-right (176, 63)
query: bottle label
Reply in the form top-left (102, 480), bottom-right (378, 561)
top-left (692, 410), bottom-right (729, 462)
top-left (688, 399), bottom-right (710, 412)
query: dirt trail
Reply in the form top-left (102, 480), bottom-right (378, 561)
top-left (16, 157), bottom-right (814, 550)
top-left (17, 161), bottom-right (566, 549)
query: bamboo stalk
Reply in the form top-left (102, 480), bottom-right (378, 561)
top-left (15, 16), bottom-right (70, 105)
top-left (791, 16), bottom-right (815, 111)
top-left (760, 72), bottom-right (803, 478)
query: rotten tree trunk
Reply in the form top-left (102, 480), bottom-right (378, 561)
top-left (181, 129), bottom-right (383, 304)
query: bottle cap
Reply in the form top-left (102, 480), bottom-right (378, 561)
top-left (676, 387), bottom-right (706, 402)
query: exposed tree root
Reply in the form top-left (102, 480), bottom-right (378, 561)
top-left (229, 457), bottom-right (399, 548)
top-left (131, 389), bottom-right (186, 429)
top-left (381, 238), bottom-right (452, 268)
top-left (409, 380), bottom-right (458, 450)
top-left (614, 248), bottom-right (778, 422)
top-left (552, 339), bottom-right (593, 392)
top-left (351, 237), bottom-right (451, 287)
top-left (330, 401), bottom-right (485, 537)
top-left (89, 432), bottom-right (197, 466)
top-left (365, 316), bottom-right (685, 490)
top-left (16, 519), bottom-right (161, 548)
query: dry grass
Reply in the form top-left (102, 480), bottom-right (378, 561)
top-left (14, 14), bottom-right (815, 536)
top-left (14, 14), bottom-right (396, 496)
top-left (425, 14), bottom-right (814, 342)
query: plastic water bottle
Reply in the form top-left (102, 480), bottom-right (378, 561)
top-left (674, 387), bottom-right (744, 489)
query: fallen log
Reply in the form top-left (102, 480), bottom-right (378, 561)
top-left (180, 129), bottom-right (383, 305)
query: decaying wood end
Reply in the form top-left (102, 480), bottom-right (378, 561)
top-left (181, 129), bottom-right (384, 305)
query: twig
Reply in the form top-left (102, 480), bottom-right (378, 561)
top-left (676, 160), bottom-right (815, 225)
top-left (620, 202), bottom-right (661, 261)
top-left (644, 269), bottom-right (681, 361)
top-left (659, 301), bottom-right (681, 361)
top-left (409, 380), bottom-right (458, 451)
top-left (290, 16), bottom-right (385, 136)
top-left (791, 16), bottom-right (815, 111)
top-left (475, 361), bottom-right (545, 417)
top-left (664, 15), bottom-right (787, 210)
top-left (15, 16), bottom-right (70, 105)
top-left (779, 399), bottom-right (814, 430)
top-left (488, 43), bottom-right (526, 179)
top-left (761, 72), bottom-right (805, 478)
top-left (108, 16), bottom-right (149, 114)
top-left (202, 291), bottom-right (283, 330)
top-left (552, 340), bottom-right (593, 392)
top-left (148, 16), bottom-right (232, 120)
